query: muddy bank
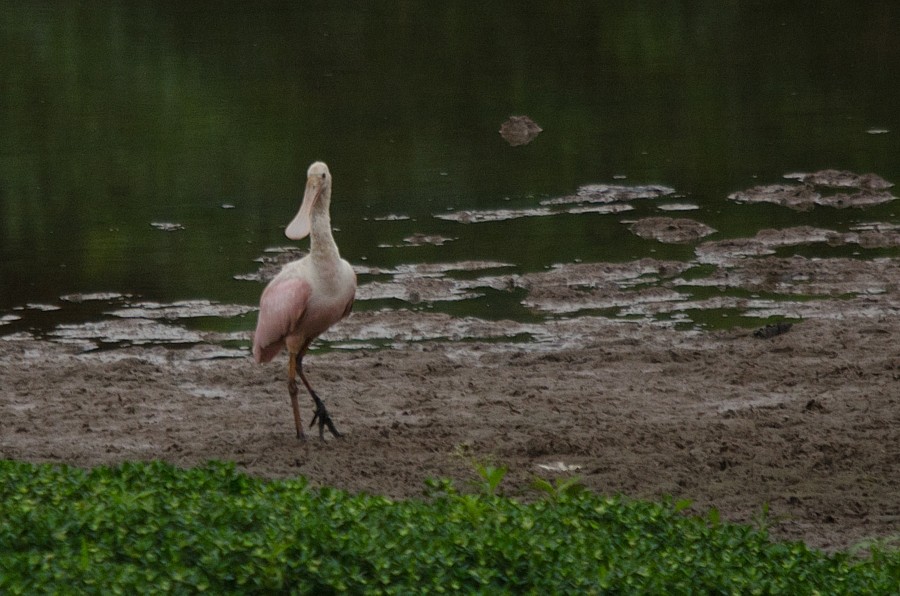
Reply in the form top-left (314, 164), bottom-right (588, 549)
top-left (1, 311), bottom-right (898, 553)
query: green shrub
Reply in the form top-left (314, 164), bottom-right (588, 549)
top-left (0, 460), bottom-right (897, 593)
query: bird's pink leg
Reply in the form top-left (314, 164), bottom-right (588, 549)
top-left (287, 351), bottom-right (305, 440)
top-left (296, 352), bottom-right (343, 440)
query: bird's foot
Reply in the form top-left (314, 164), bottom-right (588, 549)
top-left (309, 393), bottom-right (342, 440)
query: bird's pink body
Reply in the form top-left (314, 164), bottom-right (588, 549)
top-left (252, 258), bottom-right (355, 364)
top-left (252, 161), bottom-right (356, 439)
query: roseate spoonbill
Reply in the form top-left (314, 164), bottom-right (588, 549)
top-left (253, 161), bottom-right (356, 440)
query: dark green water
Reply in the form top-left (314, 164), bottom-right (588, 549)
top-left (2, 2), bottom-right (899, 332)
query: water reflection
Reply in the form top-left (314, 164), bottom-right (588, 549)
top-left (1, 2), bottom-right (899, 340)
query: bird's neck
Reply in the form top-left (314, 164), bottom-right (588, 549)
top-left (309, 209), bottom-right (341, 264)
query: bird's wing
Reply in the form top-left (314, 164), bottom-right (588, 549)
top-left (252, 277), bottom-right (311, 363)
top-left (340, 263), bottom-right (357, 319)
top-left (341, 296), bottom-right (354, 320)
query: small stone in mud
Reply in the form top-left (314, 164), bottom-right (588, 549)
top-left (628, 217), bottom-right (716, 244)
top-left (805, 399), bottom-right (825, 412)
top-left (499, 115), bottom-right (542, 146)
top-left (753, 322), bottom-right (793, 339)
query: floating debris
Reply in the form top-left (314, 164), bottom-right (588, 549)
top-left (379, 233), bottom-right (457, 247)
top-left (13, 303), bottom-right (61, 312)
top-left (0, 331), bottom-right (32, 341)
top-left (235, 247), bottom-right (308, 282)
top-left (729, 181), bottom-right (896, 211)
top-left (232, 273), bottom-right (261, 282)
top-left (355, 261), bottom-right (516, 304)
top-left (357, 278), bottom-right (480, 303)
top-left (695, 227), bottom-right (832, 264)
top-left (244, 259), bottom-right (514, 285)
top-left (541, 184), bottom-right (676, 206)
top-left (850, 222), bottom-right (900, 232)
top-left (373, 214), bottom-right (412, 222)
top-left (729, 171), bottom-right (896, 211)
top-left (628, 217), bottom-right (716, 244)
top-left (436, 207), bottom-right (554, 224)
top-left (60, 292), bottom-right (131, 303)
top-left (524, 286), bottom-right (688, 315)
top-left (499, 115), bottom-right (542, 146)
top-left (866, 128), bottom-right (890, 135)
top-left (783, 169), bottom-right (893, 190)
top-left (437, 202), bottom-right (632, 224)
top-left (49, 319), bottom-right (203, 345)
top-left (389, 261), bottom-right (513, 276)
top-left (815, 191), bottom-right (897, 209)
top-left (657, 203), bottom-right (700, 211)
top-left (565, 204), bottom-right (634, 215)
top-left (753, 322), bottom-right (793, 339)
top-left (516, 260), bottom-right (692, 315)
top-left (728, 184), bottom-right (822, 211)
top-left (1, 314), bottom-right (22, 325)
top-left (221, 204), bottom-right (236, 209)
top-left (263, 246), bottom-right (304, 254)
top-left (436, 182), bottom-right (675, 224)
top-left (676, 254), bottom-right (900, 298)
top-left (694, 238), bottom-right (778, 263)
top-left (150, 222), bottom-right (185, 231)
top-left (107, 300), bottom-right (256, 320)
top-left (842, 223), bottom-right (900, 248)
top-left (403, 234), bottom-right (454, 246)
top-left (696, 225), bottom-right (900, 265)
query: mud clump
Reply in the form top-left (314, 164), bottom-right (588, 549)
top-left (696, 226), bottom-right (900, 265)
top-left (728, 184), bottom-right (822, 211)
top-left (784, 169), bottom-right (893, 190)
top-left (753, 322), bottom-right (793, 339)
top-left (728, 170), bottom-right (897, 211)
top-left (499, 115), bottom-right (542, 146)
top-left (628, 217), bottom-right (717, 244)
top-left (542, 184), bottom-right (675, 206)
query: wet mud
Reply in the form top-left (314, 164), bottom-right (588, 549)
top-left (1, 312), bottom-right (897, 553)
top-left (2, 170), bottom-right (898, 552)
top-left (627, 217), bottom-right (717, 244)
top-left (729, 170), bottom-right (896, 211)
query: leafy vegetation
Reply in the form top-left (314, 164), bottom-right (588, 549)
top-left (1, 460), bottom-right (897, 593)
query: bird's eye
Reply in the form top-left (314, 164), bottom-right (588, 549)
top-left (321, 173), bottom-right (326, 179)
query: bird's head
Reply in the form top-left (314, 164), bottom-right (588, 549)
top-left (285, 161), bottom-right (332, 240)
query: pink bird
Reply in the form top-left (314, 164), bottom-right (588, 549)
top-left (253, 162), bottom-right (357, 440)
